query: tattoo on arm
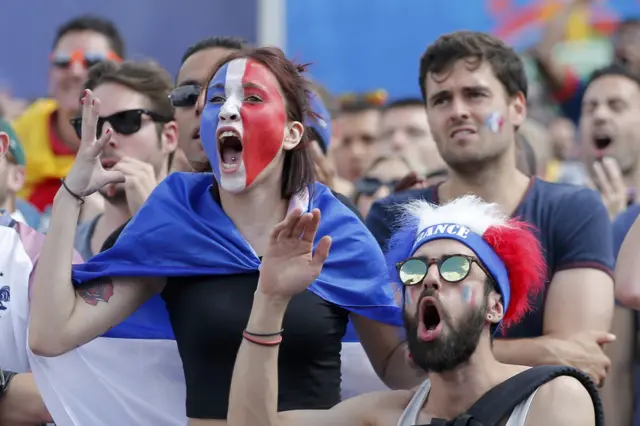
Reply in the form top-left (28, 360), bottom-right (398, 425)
top-left (77, 278), bottom-right (115, 306)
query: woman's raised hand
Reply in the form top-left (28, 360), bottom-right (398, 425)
top-left (63, 89), bottom-right (125, 196)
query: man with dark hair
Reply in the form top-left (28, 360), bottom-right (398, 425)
top-left (379, 97), bottom-right (446, 178)
top-left (367, 31), bottom-right (615, 387)
top-left (13, 15), bottom-right (125, 214)
top-left (72, 60), bottom-right (177, 261)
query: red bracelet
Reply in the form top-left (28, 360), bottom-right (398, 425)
top-left (242, 330), bottom-right (282, 346)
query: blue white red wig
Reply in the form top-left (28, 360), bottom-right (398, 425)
top-left (386, 195), bottom-right (546, 329)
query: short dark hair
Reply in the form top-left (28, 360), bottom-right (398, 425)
top-left (84, 61), bottom-right (176, 166)
top-left (585, 62), bottom-right (640, 92)
top-left (205, 47), bottom-right (316, 198)
top-left (384, 97), bottom-right (424, 111)
top-left (181, 36), bottom-right (247, 65)
top-left (419, 31), bottom-right (528, 102)
top-left (53, 15), bottom-right (125, 58)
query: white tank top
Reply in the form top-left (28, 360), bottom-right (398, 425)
top-left (397, 379), bottom-right (540, 426)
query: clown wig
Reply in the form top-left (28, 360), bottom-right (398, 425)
top-left (386, 195), bottom-right (546, 329)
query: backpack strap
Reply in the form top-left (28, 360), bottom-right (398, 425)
top-left (465, 365), bottom-right (603, 426)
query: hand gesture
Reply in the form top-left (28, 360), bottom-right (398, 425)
top-left (549, 330), bottom-right (615, 386)
top-left (589, 157), bottom-right (627, 220)
top-left (109, 157), bottom-right (158, 214)
top-left (258, 208), bottom-right (332, 301)
top-left (64, 89), bottom-right (125, 196)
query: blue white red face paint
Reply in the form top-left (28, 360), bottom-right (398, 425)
top-left (485, 112), bottom-right (504, 133)
top-left (200, 58), bottom-right (287, 193)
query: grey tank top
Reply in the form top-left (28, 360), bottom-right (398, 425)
top-left (396, 379), bottom-right (540, 426)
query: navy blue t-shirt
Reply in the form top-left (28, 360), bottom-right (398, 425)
top-left (365, 177), bottom-right (614, 338)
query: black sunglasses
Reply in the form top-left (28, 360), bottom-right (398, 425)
top-left (169, 84), bottom-right (201, 107)
top-left (355, 177), bottom-right (400, 196)
top-left (396, 255), bottom-right (488, 286)
top-left (70, 109), bottom-right (172, 140)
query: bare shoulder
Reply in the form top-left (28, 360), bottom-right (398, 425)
top-left (279, 390), bottom-right (412, 426)
top-left (525, 376), bottom-right (596, 426)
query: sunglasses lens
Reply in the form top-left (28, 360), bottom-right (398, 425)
top-left (170, 85), bottom-right (201, 107)
top-left (108, 111), bottom-right (143, 135)
top-left (440, 256), bottom-right (471, 282)
top-left (399, 259), bottom-right (428, 285)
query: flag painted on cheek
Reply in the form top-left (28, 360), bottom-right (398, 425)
top-left (200, 58), bottom-right (287, 192)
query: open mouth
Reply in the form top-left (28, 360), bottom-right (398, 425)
top-left (417, 297), bottom-right (443, 341)
top-left (217, 128), bottom-right (243, 172)
top-left (594, 136), bottom-right (612, 151)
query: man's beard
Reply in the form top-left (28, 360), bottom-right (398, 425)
top-left (404, 292), bottom-right (487, 373)
top-left (99, 184), bottom-right (127, 205)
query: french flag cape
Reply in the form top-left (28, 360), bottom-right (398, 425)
top-left (67, 172), bottom-right (398, 422)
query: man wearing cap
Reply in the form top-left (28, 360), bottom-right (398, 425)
top-left (226, 195), bottom-right (602, 425)
top-left (0, 119), bottom-right (42, 229)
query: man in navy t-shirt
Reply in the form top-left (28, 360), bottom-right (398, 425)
top-left (366, 31), bottom-right (615, 386)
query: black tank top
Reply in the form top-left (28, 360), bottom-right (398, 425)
top-left (162, 272), bottom-right (349, 419)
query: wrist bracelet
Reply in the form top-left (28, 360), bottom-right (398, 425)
top-left (242, 330), bottom-right (283, 346)
top-left (0, 369), bottom-right (17, 399)
top-left (244, 328), bottom-right (284, 337)
top-left (60, 178), bottom-right (85, 204)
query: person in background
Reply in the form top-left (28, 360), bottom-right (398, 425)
top-left (580, 63), bottom-right (640, 215)
top-left (545, 117), bottom-right (589, 186)
top-left (532, 0), bottom-right (640, 124)
top-left (72, 60), bottom-right (177, 262)
top-left (366, 31), bottom-right (615, 388)
top-left (331, 90), bottom-right (386, 183)
top-left (12, 15), bottom-right (125, 214)
top-left (0, 119), bottom-right (42, 229)
top-left (354, 155), bottom-right (415, 219)
top-left (378, 98), bottom-right (447, 178)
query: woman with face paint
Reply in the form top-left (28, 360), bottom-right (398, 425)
top-left (29, 47), bottom-right (411, 426)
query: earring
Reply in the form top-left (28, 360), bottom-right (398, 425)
top-left (487, 314), bottom-right (493, 320)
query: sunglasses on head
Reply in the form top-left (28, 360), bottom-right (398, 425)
top-left (50, 49), bottom-right (122, 70)
top-left (70, 109), bottom-right (172, 140)
top-left (396, 254), bottom-right (488, 286)
top-left (355, 177), bottom-right (400, 196)
top-left (169, 84), bottom-right (202, 107)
